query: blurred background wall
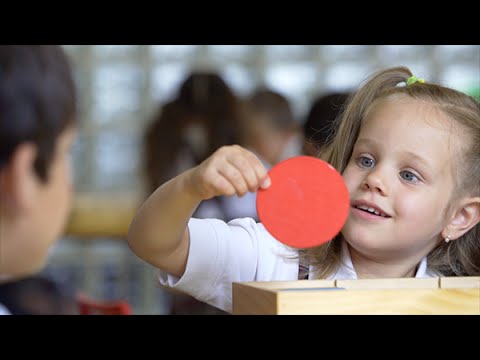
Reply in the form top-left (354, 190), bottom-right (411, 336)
top-left (43, 45), bottom-right (479, 314)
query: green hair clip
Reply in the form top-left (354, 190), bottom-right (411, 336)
top-left (406, 75), bottom-right (425, 86)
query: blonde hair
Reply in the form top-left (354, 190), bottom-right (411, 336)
top-left (301, 66), bottom-right (480, 278)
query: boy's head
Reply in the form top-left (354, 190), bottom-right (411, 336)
top-left (241, 88), bottom-right (299, 165)
top-left (0, 45), bottom-right (77, 279)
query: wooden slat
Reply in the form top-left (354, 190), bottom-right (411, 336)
top-left (238, 279), bottom-right (335, 291)
top-left (336, 277), bottom-right (439, 290)
top-left (232, 277), bottom-right (480, 315)
top-left (440, 276), bottom-right (480, 289)
top-left (232, 282), bottom-right (278, 315)
top-left (276, 288), bottom-right (479, 315)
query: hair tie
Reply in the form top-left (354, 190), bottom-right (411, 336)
top-left (406, 75), bottom-right (425, 86)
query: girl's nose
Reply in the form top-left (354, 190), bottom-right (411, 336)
top-left (361, 168), bottom-right (388, 196)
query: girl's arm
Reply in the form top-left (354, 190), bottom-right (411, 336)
top-left (127, 145), bottom-right (270, 277)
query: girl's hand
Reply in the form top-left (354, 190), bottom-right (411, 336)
top-left (185, 145), bottom-right (271, 200)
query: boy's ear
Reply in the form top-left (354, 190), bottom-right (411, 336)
top-left (444, 197), bottom-right (480, 241)
top-left (0, 143), bottom-right (38, 212)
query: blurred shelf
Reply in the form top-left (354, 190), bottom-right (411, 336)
top-left (65, 193), bottom-right (141, 239)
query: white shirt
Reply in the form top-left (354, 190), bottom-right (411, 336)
top-left (159, 217), bottom-right (438, 313)
top-left (0, 303), bottom-right (11, 315)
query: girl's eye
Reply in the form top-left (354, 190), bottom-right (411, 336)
top-left (400, 170), bottom-right (419, 183)
top-left (358, 156), bottom-right (374, 168)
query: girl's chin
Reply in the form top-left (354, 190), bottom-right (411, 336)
top-left (342, 227), bottom-right (379, 247)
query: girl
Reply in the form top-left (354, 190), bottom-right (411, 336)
top-left (127, 66), bottom-right (480, 313)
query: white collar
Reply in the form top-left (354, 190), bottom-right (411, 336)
top-left (321, 240), bottom-right (434, 280)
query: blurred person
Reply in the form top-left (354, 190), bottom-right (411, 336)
top-left (241, 88), bottom-right (302, 166)
top-left (0, 46), bottom-right (77, 314)
top-left (302, 92), bottom-right (351, 156)
top-left (221, 88), bottom-right (302, 221)
top-left (142, 71), bottom-right (244, 314)
top-left (143, 71), bottom-right (243, 221)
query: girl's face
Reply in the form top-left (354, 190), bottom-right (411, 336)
top-left (341, 96), bottom-right (462, 263)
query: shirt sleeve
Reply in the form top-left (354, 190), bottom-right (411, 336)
top-left (158, 217), bottom-right (299, 313)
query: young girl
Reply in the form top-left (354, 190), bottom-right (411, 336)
top-left (127, 66), bottom-right (480, 313)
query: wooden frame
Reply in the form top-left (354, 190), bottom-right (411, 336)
top-left (232, 277), bottom-right (480, 314)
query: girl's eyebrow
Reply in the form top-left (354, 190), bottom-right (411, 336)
top-left (355, 138), bottom-right (378, 149)
top-left (355, 138), bottom-right (433, 172)
top-left (401, 151), bottom-right (432, 171)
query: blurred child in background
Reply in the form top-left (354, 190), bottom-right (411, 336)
top-left (142, 71), bottom-right (245, 314)
top-left (302, 92), bottom-right (351, 157)
top-left (220, 88), bottom-right (301, 221)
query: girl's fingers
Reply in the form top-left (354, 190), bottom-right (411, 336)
top-left (243, 151), bottom-right (270, 189)
top-left (226, 155), bottom-right (259, 192)
top-left (217, 161), bottom-right (249, 196)
top-left (196, 145), bottom-right (271, 198)
top-left (210, 173), bottom-right (237, 197)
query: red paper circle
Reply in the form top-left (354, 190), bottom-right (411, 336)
top-left (257, 156), bottom-right (350, 248)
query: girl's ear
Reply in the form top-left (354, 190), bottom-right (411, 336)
top-left (0, 143), bottom-right (38, 213)
top-left (443, 197), bottom-right (480, 241)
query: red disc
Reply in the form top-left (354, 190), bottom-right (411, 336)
top-left (257, 156), bottom-right (350, 248)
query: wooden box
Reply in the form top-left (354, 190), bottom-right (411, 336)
top-left (232, 277), bottom-right (480, 314)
